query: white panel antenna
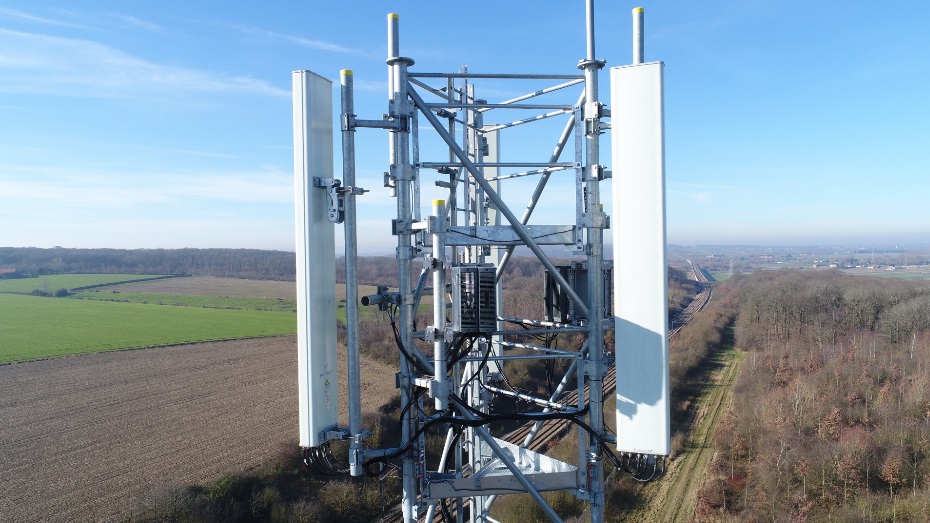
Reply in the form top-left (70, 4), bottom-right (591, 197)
top-left (293, 70), bottom-right (339, 448)
top-left (611, 62), bottom-right (670, 456)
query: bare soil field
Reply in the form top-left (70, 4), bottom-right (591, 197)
top-left (0, 336), bottom-right (397, 523)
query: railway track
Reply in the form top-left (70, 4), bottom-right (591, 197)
top-left (379, 263), bottom-right (712, 522)
top-left (670, 260), bottom-right (711, 339)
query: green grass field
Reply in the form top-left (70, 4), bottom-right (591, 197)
top-left (0, 293), bottom-right (296, 363)
top-left (71, 291), bottom-right (297, 312)
top-left (0, 274), bottom-right (169, 294)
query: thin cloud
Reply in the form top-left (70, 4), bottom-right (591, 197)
top-left (109, 14), bottom-right (164, 32)
top-left (2, 164), bottom-right (293, 210)
top-left (238, 26), bottom-right (363, 55)
top-left (0, 7), bottom-right (86, 28)
top-left (0, 28), bottom-right (288, 98)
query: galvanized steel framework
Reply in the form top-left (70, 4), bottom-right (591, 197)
top-left (300, 3), bottom-right (664, 523)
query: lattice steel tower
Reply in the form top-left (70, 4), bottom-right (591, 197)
top-left (294, 3), bottom-right (669, 522)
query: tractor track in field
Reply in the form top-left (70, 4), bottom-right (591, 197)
top-left (634, 344), bottom-right (740, 523)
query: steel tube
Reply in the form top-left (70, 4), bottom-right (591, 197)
top-left (482, 383), bottom-right (573, 410)
top-left (477, 78), bottom-right (584, 112)
top-left (411, 267), bottom-right (429, 326)
top-left (421, 162), bottom-right (573, 168)
top-left (499, 316), bottom-right (580, 329)
top-left (432, 200), bottom-right (449, 411)
top-left (451, 400), bottom-right (564, 523)
top-left (485, 166), bottom-right (572, 182)
top-left (408, 83), bottom-right (590, 319)
top-left (340, 69), bottom-right (365, 478)
top-left (494, 91), bottom-right (584, 282)
top-left (485, 340), bottom-right (591, 513)
top-left (410, 72), bottom-right (583, 80)
top-left (577, 348), bottom-right (588, 494)
top-left (426, 102), bottom-right (572, 110)
top-left (633, 7), bottom-right (645, 65)
top-left (498, 340), bottom-right (576, 355)
top-left (423, 426), bottom-right (458, 523)
top-left (521, 340), bottom-right (590, 447)
top-left (494, 327), bottom-right (587, 335)
top-left (480, 109), bottom-right (572, 133)
top-left (409, 77), bottom-right (449, 99)
top-left (456, 353), bottom-right (575, 362)
top-left (582, 1), bottom-right (605, 520)
top-left (387, 13), bottom-right (417, 523)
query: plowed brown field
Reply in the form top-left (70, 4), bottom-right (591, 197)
top-left (0, 336), bottom-right (396, 522)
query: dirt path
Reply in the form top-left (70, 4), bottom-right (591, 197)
top-left (0, 336), bottom-right (396, 523)
top-left (629, 344), bottom-right (741, 523)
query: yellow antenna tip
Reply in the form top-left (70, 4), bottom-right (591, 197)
top-left (341, 69), bottom-right (353, 76)
top-left (388, 13), bottom-right (399, 19)
top-left (432, 199), bottom-right (446, 206)
top-left (634, 7), bottom-right (644, 13)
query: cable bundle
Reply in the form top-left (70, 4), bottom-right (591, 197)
top-left (302, 442), bottom-right (349, 476)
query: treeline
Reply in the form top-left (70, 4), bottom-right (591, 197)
top-left (699, 270), bottom-right (930, 521)
top-left (1, 247), bottom-right (701, 298)
top-left (0, 247), bottom-right (296, 280)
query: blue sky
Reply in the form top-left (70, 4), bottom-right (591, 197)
top-left (2, 1), bottom-right (928, 253)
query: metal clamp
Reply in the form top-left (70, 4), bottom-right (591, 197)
top-left (324, 427), bottom-right (349, 441)
top-left (583, 101), bottom-right (604, 119)
top-left (583, 211), bottom-right (610, 229)
top-left (341, 113), bottom-right (357, 132)
top-left (313, 177), bottom-right (345, 223)
top-left (584, 164), bottom-right (606, 181)
top-left (577, 58), bottom-right (607, 70)
top-left (423, 254), bottom-right (445, 271)
top-left (343, 186), bottom-right (369, 196)
top-left (390, 162), bottom-right (415, 182)
top-left (393, 219), bottom-right (420, 235)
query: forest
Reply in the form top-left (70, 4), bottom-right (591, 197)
top-left (698, 270), bottom-right (930, 522)
top-left (0, 247), bottom-right (296, 280)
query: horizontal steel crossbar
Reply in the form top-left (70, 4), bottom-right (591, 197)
top-left (410, 72), bottom-right (583, 80)
top-left (445, 225), bottom-right (576, 246)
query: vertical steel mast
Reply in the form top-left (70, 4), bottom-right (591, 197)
top-left (579, 1), bottom-right (607, 520)
top-left (386, 13), bottom-right (420, 521)
top-left (295, 3), bottom-right (669, 523)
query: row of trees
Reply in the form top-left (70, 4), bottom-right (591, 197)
top-left (698, 270), bottom-right (930, 522)
top-left (0, 247), bottom-right (296, 280)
